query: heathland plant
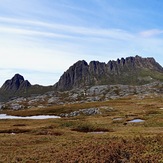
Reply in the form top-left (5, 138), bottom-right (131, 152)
top-left (0, 96), bottom-right (162, 162)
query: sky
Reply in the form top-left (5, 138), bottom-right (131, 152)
top-left (0, 0), bottom-right (163, 86)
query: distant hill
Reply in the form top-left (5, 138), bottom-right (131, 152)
top-left (55, 55), bottom-right (163, 90)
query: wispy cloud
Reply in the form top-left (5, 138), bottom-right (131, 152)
top-left (139, 29), bottom-right (163, 37)
top-left (0, 26), bottom-right (75, 39)
top-left (0, 17), bottom-right (134, 41)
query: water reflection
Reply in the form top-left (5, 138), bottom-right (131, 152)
top-left (0, 114), bottom-right (61, 119)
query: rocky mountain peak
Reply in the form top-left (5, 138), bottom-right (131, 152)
top-left (1, 74), bottom-right (31, 92)
top-left (12, 73), bottom-right (24, 83)
top-left (55, 60), bottom-right (89, 90)
top-left (55, 55), bottom-right (163, 90)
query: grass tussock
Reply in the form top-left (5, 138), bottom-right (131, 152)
top-left (72, 121), bottom-right (112, 133)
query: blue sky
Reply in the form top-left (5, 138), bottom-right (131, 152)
top-left (0, 0), bottom-right (163, 86)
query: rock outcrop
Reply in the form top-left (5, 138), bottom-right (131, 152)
top-left (55, 56), bottom-right (163, 90)
top-left (1, 81), bottom-right (162, 110)
top-left (60, 108), bottom-right (101, 117)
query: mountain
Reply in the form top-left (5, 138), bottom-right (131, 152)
top-left (0, 55), bottom-right (162, 102)
top-left (1, 74), bottom-right (31, 92)
top-left (0, 74), bottom-right (53, 102)
top-left (55, 55), bottom-right (163, 90)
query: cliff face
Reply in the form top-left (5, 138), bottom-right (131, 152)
top-left (55, 56), bottom-right (163, 90)
top-left (55, 60), bottom-right (90, 90)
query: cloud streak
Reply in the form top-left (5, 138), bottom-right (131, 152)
top-left (139, 29), bottom-right (163, 37)
top-left (0, 17), bottom-right (134, 41)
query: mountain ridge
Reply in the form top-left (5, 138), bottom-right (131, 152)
top-left (0, 55), bottom-right (163, 101)
top-left (55, 55), bottom-right (163, 90)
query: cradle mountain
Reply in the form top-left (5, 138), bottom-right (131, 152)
top-left (0, 55), bottom-right (162, 102)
